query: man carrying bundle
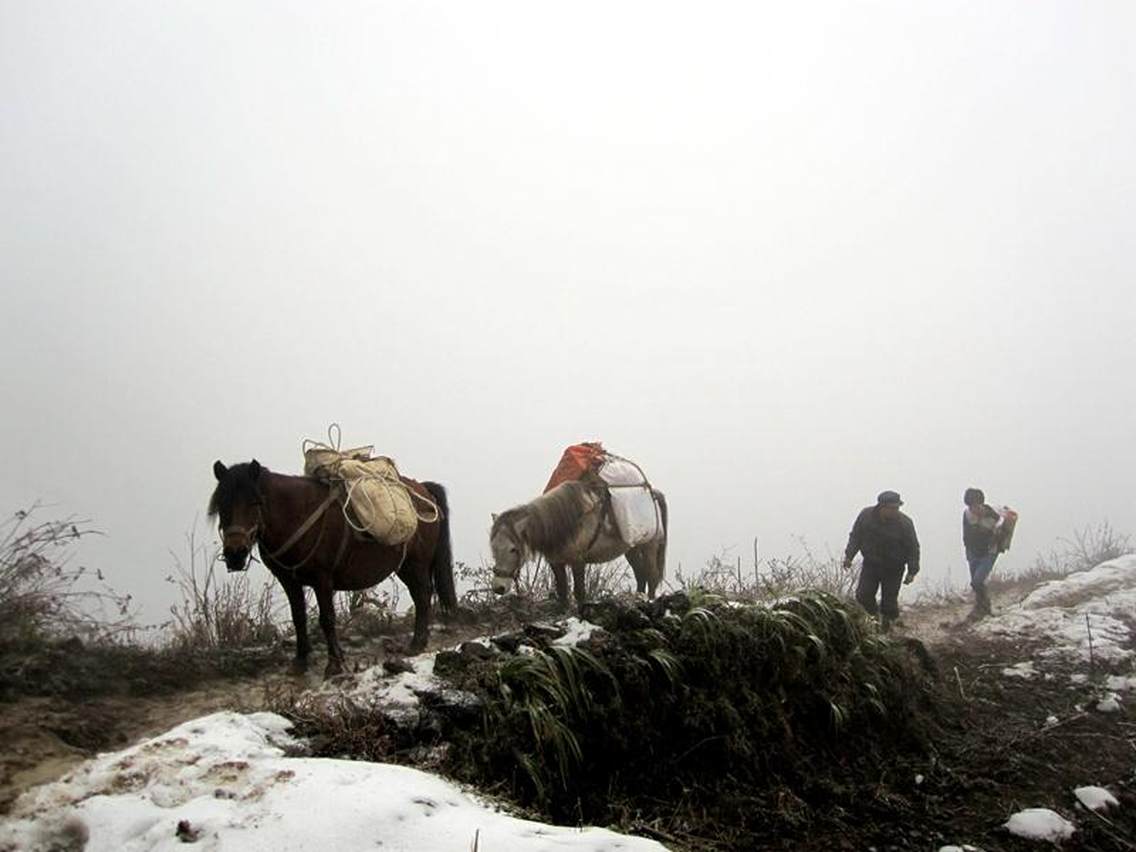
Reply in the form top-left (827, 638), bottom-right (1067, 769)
top-left (842, 491), bottom-right (921, 633)
top-left (962, 487), bottom-right (1017, 621)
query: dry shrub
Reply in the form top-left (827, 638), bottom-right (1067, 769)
top-left (166, 525), bottom-right (281, 651)
top-left (1031, 521), bottom-right (1132, 576)
top-left (988, 521), bottom-right (1134, 595)
top-left (674, 538), bottom-right (857, 603)
top-left (0, 505), bottom-right (132, 649)
top-left (338, 585), bottom-right (400, 637)
top-left (288, 696), bottom-right (399, 762)
top-left (458, 558), bottom-right (634, 612)
top-left (1, 512), bottom-right (289, 700)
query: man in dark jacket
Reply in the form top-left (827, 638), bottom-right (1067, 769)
top-left (843, 491), bottom-right (920, 632)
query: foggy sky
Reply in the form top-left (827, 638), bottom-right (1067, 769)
top-left (3, 1), bottom-right (1134, 622)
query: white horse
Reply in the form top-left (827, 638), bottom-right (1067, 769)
top-left (489, 478), bottom-right (668, 609)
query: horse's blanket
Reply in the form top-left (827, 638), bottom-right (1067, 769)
top-left (303, 444), bottom-right (421, 546)
top-left (597, 456), bottom-right (662, 548)
top-left (544, 442), bottom-right (606, 493)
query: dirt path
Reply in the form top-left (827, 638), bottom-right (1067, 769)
top-left (903, 595), bottom-right (976, 646)
top-left (0, 619), bottom-right (496, 814)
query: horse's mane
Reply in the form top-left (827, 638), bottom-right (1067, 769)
top-left (207, 462), bottom-right (264, 519)
top-left (494, 480), bottom-right (596, 554)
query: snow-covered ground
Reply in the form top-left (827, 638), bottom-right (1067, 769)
top-left (976, 554), bottom-right (1136, 664)
top-left (0, 712), bottom-right (663, 852)
top-left (295, 644), bottom-right (446, 724)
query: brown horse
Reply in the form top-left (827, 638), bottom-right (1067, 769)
top-left (489, 478), bottom-right (668, 609)
top-left (208, 460), bottom-right (456, 677)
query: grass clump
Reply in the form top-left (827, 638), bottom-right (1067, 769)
top-left (445, 591), bottom-right (938, 846)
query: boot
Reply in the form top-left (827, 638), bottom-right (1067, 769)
top-left (965, 588), bottom-right (991, 623)
top-left (975, 586), bottom-right (993, 617)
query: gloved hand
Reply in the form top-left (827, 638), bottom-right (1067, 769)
top-left (903, 570), bottom-right (918, 586)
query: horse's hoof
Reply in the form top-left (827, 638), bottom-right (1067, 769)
top-left (289, 658), bottom-right (310, 675)
top-left (323, 660), bottom-right (345, 679)
top-left (408, 639), bottom-right (428, 654)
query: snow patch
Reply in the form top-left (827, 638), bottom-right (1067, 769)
top-left (0, 712), bottom-right (665, 852)
top-left (1002, 662), bottom-right (1038, 679)
top-left (299, 647), bottom-right (443, 722)
top-left (551, 617), bottom-right (605, 647)
top-left (297, 616), bottom-right (605, 721)
top-left (976, 556), bottom-right (1136, 663)
top-left (1105, 675), bottom-right (1136, 692)
top-left (1074, 785), bottom-right (1119, 812)
top-left (1004, 808), bottom-right (1076, 842)
top-left (1023, 556), bottom-right (1136, 609)
top-left (1096, 693), bottom-right (1122, 713)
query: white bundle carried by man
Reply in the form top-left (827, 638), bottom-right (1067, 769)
top-left (596, 454), bottom-right (662, 548)
top-left (302, 426), bottom-right (436, 547)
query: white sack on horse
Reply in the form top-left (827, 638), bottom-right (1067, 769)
top-left (301, 427), bottom-right (432, 547)
top-left (303, 443), bottom-right (373, 480)
top-left (597, 456), bottom-right (662, 548)
top-left (336, 457), bottom-right (421, 546)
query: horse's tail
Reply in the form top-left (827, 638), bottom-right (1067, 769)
top-left (654, 489), bottom-right (668, 583)
top-left (423, 481), bottom-right (457, 614)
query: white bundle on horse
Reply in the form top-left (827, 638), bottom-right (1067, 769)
top-left (597, 455), bottom-right (662, 548)
top-left (302, 426), bottom-right (437, 547)
top-left (303, 442), bottom-right (373, 479)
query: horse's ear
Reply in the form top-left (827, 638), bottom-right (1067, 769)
top-left (491, 512), bottom-right (498, 524)
top-left (213, 460), bottom-right (227, 481)
top-left (249, 459), bottom-right (262, 480)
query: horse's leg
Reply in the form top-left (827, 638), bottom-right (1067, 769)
top-left (571, 562), bottom-right (587, 609)
top-left (404, 561), bottom-right (432, 653)
top-left (279, 574), bottom-right (311, 673)
top-left (313, 576), bottom-right (345, 678)
top-left (550, 563), bottom-right (570, 611)
top-left (626, 547), bottom-right (649, 596)
top-left (649, 538), bottom-right (666, 599)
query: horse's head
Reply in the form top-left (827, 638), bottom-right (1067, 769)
top-left (489, 512), bottom-right (528, 595)
top-left (208, 460), bottom-right (264, 572)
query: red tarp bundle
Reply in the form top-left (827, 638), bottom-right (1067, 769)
top-left (544, 442), bottom-right (606, 493)
top-left (996, 507), bottom-right (1020, 552)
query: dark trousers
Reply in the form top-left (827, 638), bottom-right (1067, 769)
top-left (855, 560), bottom-right (905, 621)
